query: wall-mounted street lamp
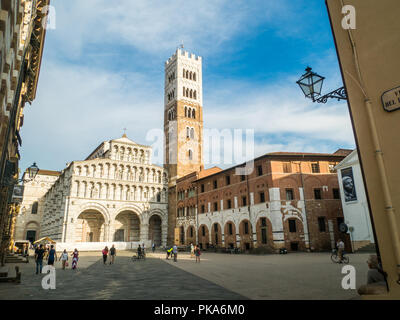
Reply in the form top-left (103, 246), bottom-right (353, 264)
top-left (1, 162), bottom-right (39, 186)
top-left (25, 162), bottom-right (39, 182)
top-left (296, 67), bottom-right (347, 103)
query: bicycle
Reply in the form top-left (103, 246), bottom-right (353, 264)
top-left (331, 249), bottom-right (349, 264)
top-left (131, 251), bottom-right (146, 262)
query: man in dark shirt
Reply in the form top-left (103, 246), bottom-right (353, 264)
top-left (109, 245), bottom-right (116, 264)
top-left (35, 244), bottom-right (45, 274)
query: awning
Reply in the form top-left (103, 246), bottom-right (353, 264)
top-left (33, 237), bottom-right (56, 244)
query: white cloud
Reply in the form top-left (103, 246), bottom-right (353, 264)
top-left (49, 0), bottom-right (291, 58)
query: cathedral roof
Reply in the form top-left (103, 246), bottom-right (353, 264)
top-left (110, 134), bottom-right (149, 148)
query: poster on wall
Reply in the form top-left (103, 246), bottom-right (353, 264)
top-left (11, 185), bottom-right (24, 204)
top-left (341, 167), bottom-right (357, 202)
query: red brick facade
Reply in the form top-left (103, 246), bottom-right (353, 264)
top-left (170, 150), bottom-right (352, 253)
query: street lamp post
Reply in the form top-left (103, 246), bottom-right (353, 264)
top-left (0, 162), bottom-right (39, 265)
top-left (296, 67), bottom-right (347, 103)
top-left (0, 162), bottom-right (39, 187)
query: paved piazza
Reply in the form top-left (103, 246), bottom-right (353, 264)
top-left (0, 251), bottom-right (370, 300)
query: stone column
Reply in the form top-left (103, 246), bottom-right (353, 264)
top-left (161, 221), bottom-right (168, 247)
top-left (140, 223), bottom-right (149, 245)
top-left (269, 187), bottom-right (285, 251)
top-left (299, 187), bottom-right (310, 249)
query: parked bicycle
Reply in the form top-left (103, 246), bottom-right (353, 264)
top-left (131, 251), bottom-right (146, 262)
top-left (331, 249), bottom-right (349, 264)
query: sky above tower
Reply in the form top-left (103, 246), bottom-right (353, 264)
top-left (20, 0), bottom-right (355, 172)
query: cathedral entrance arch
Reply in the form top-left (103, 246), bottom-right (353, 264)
top-left (114, 210), bottom-right (140, 242)
top-left (76, 210), bottom-right (105, 242)
top-left (149, 215), bottom-right (162, 246)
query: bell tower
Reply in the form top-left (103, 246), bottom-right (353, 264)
top-left (164, 48), bottom-right (204, 185)
top-left (164, 48), bottom-right (204, 245)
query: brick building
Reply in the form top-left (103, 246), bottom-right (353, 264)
top-left (173, 151), bottom-right (352, 252)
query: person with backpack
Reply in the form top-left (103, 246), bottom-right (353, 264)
top-left (102, 246), bottom-right (109, 265)
top-left (172, 244), bottom-right (178, 262)
top-left (109, 245), bottom-right (116, 264)
top-left (195, 244), bottom-right (201, 263)
top-left (166, 246), bottom-right (173, 260)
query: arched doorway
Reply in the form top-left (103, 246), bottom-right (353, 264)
top-left (224, 221), bottom-right (236, 249)
top-left (239, 219), bottom-right (253, 251)
top-left (179, 226), bottom-right (185, 245)
top-left (25, 221), bottom-right (40, 243)
top-left (256, 217), bottom-right (273, 249)
top-left (76, 210), bottom-right (105, 242)
top-left (198, 225), bottom-right (209, 250)
top-left (211, 223), bottom-right (222, 247)
top-left (186, 225), bottom-right (196, 245)
top-left (114, 210), bottom-right (140, 242)
top-left (149, 215), bottom-right (162, 246)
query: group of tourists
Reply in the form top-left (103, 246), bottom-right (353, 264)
top-left (165, 243), bottom-right (201, 262)
top-left (34, 244), bottom-right (79, 274)
top-left (102, 245), bottom-right (117, 264)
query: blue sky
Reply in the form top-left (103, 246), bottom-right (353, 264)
top-left (20, 0), bottom-right (355, 173)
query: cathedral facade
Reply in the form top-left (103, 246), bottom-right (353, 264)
top-left (15, 135), bottom-right (169, 251)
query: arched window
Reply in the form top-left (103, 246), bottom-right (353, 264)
top-left (188, 149), bottom-right (193, 160)
top-left (183, 69), bottom-right (185, 78)
top-left (190, 89), bottom-right (193, 98)
top-left (186, 88), bottom-right (189, 97)
top-left (193, 73), bottom-right (196, 81)
top-left (190, 128), bottom-right (195, 139)
top-left (192, 109), bottom-right (195, 118)
top-left (194, 91), bottom-right (197, 100)
top-left (188, 107), bottom-right (191, 118)
top-left (186, 127), bottom-right (190, 138)
top-left (31, 202), bottom-right (39, 214)
top-left (186, 70), bottom-right (189, 79)
top-left (185, 106), bottom-right (187, 117)
top-left (189, 71), bottom-right (192, 80)
top-left (183, 87), bottom-right (186, 97)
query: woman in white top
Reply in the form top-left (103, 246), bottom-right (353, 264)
top-left (60, 249), bottom-right (69, 270)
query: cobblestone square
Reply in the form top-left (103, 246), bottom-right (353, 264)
top-left (0, 251), bottom-right (370, 300)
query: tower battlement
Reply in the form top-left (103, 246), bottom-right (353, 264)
top-left (165, 48), bottom-right (202, 66)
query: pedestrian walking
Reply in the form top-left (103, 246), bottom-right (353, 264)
top-left (190, 243), bottom-right (194, 258)
top-left (47, 245), bottom-right (57, 266)
top-left (34, 244), bottom-right (45, 274)
top-left (152, 242), bottom-right (155, 253)
top-left (59, 249), bottom-right (69, 270)
top-left (166, 246), bottom-right (173, 259)
top-left (173, 244), bottom-right (178, 262)
top-left (109, 245), bottom-right (116, 264)
top-left (337, 239), bottom-right (345, 263)
top-left (195, 244), bottom-right (201, 263)
top-left (71, 248), bottom-right (79, 269)
top-left (102, 246), bottom-right (109, 264)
